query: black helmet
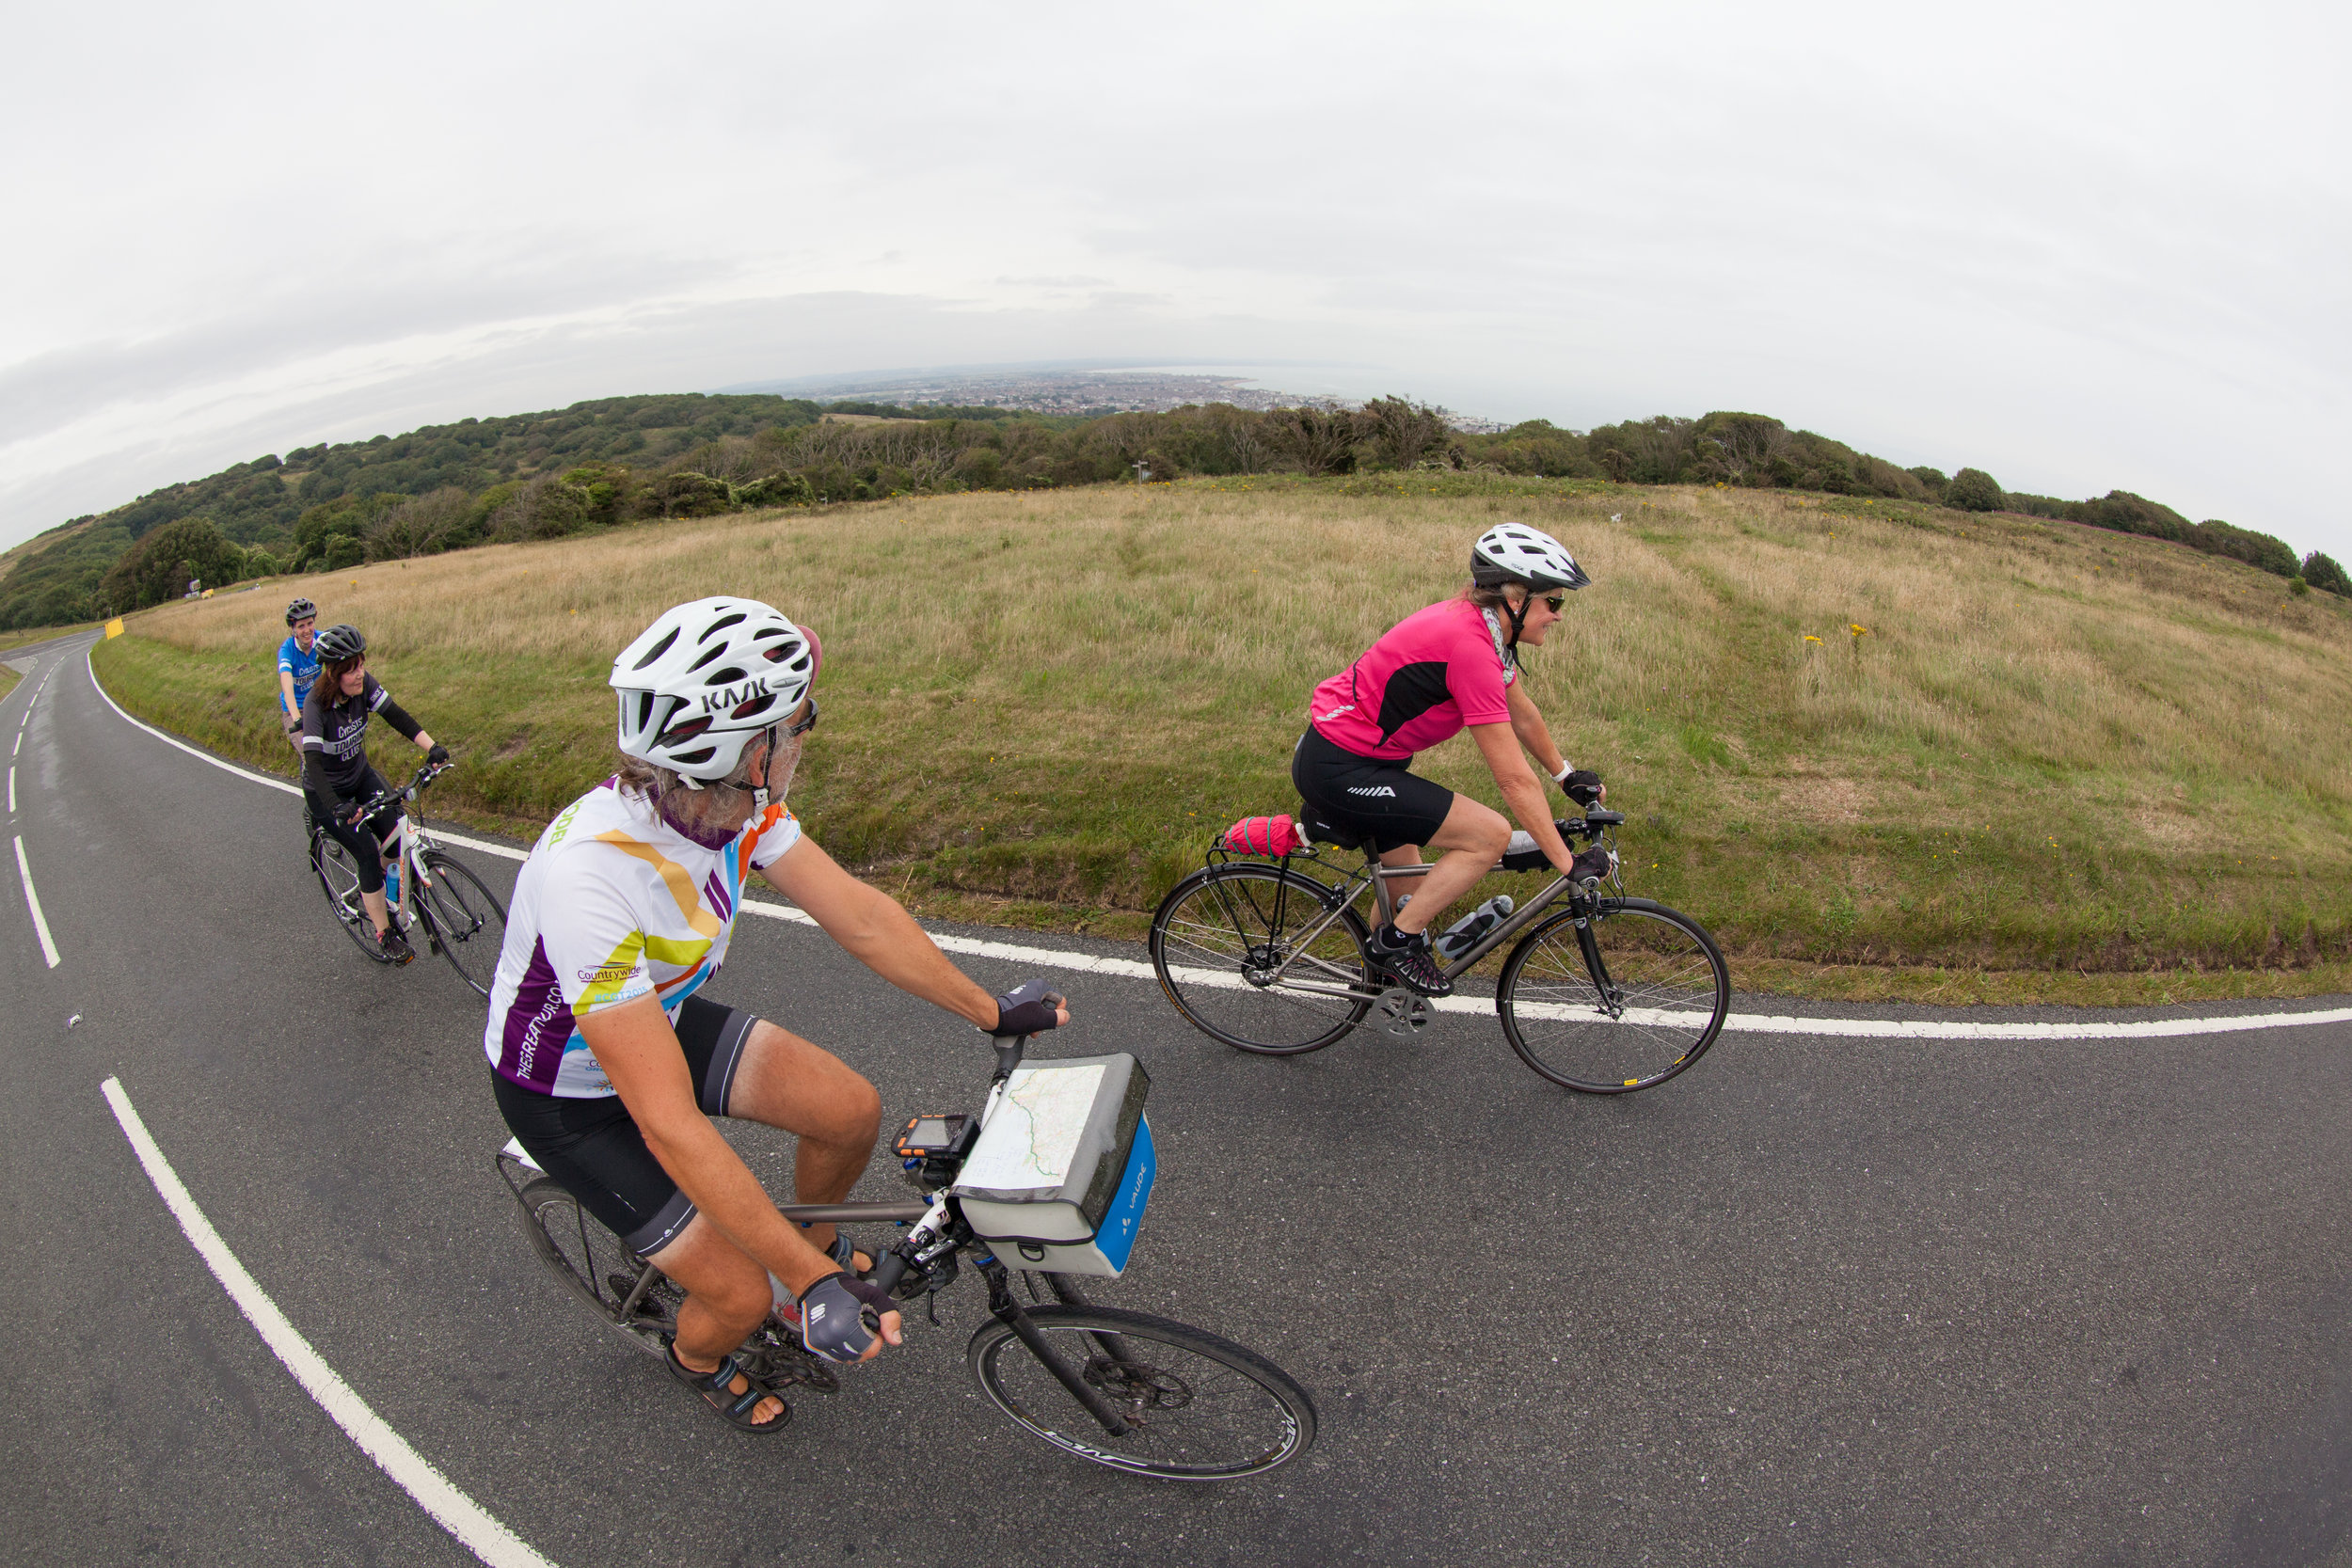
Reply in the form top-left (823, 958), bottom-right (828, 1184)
top-left (313, 624), bottom-right (367, 664)
top-left (285, 596), bottom-right (317, 626)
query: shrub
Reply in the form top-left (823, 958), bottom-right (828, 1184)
top-left (1907, 466), bottom-right (1949, 497)
top-left (2302, 550), bottom-right (2349, 595)
top-left (2289, 575), bottom-right (2310, 596)
top-left (1946, 467), bottom-right (2004, 512)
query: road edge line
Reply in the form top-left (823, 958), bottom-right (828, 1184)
top-left (82, 642), bottom-right (2352, 1042)
top-left (99, 1076), bottom-right (559, 1568)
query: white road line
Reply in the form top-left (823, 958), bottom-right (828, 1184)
top-left (14, 834), bottom-right (59, 968)
top-left (82, 644), bottom-right (2349, 1043)
top-left (100, 1077), bottom-right (560, 1568)
top-left (10, 730), bottom-right (19, 755)
top-left (7, 765), bottom-right (13, 813)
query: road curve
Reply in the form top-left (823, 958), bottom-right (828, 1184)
top-left (5, 629), bottom-right (2347, 1567)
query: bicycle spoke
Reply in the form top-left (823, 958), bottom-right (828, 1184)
top-left (1498, 903), bottom-right (1728, 1092)
top-left (1149, 864), bottom-right (1374, 1053)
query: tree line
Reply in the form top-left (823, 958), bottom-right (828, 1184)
top-left (3, 393), bottom-right (2339, 628)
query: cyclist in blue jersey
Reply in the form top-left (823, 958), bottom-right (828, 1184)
top-left (277, 597), bottom-right (320, 759)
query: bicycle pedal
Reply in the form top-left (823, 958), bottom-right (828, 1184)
top-left (1375, 987), bottom-right (1431, 1037)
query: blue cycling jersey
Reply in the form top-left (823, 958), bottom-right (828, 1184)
top-left (278, 633), bottom-right (320, 717)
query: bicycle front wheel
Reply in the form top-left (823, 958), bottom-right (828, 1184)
top-left (1495, 898), bottom-right (1730, 1092)
top-left (416, 849), bottom-right (509, 997)
top-left (967, 1306), bottom-right (1316, 1480)
top-left (1148, 863), bottom-right (1372, 1054)
top-left (310, 832), bottom-right (386, 961)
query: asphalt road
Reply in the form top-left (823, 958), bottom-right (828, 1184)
top-left (4, 629), bottom-right (2347, 1568)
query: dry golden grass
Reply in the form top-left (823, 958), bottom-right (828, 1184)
top-left (98, 473), bottom-right (2352, 989)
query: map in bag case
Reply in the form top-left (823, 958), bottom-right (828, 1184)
top-left (951, 1053), bottom-right (1153, 1277)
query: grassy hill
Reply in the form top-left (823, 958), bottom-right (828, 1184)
top-left (91, 473), bottom-right (2352, 1003)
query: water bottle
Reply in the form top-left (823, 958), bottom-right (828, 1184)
top-left (1434, 895), bottom-right (1515, 962)
top-left (384, 862), bottom-right (401, 910)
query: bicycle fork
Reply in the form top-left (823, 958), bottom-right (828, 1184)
top-left (1574, 910), bottom-right (1628, 1018)
top-left (980, 1259), bottom-right (1134, 1438)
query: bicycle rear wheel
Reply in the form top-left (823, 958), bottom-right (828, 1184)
top-left (1148, 863), bottom-right (1372, 1054)
top-left (1495, 898), bottom-right (1730, 1092)
top-left (310, 832), bottom-right (387, 961)
top-left (967, 1305), bottom-right (1316, 1480)
top-left (515, 1177), bottom-right (681, 1356)
top-left (416, 849), bottom-right (508, 997)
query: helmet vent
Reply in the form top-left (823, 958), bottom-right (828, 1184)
top-left (698, 612), bottom-right (747, 642)
top-left (731, 693), bottom-right (776, 721)
top-left (657, 716), bottom-right (713, 747)
top-left (631, 628), bottom-right (680, 671)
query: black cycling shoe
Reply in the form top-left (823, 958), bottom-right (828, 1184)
top-left (374, 923), bottom-right (415, 965)
top-left (1368, 924), bottom-right (1454, 998)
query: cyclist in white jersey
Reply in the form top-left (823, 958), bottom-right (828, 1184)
top-left (485, 597), bottom-right (1070, 1433)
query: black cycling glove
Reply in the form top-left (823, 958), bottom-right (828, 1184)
top-left (426, 743), bottom-right (451, 767)
top-left (797, 1271), bottom-right (894, 1364)
top-left (989, 977), bottom-right (1065, 1038)
top-left (1559, 769), bottom-right (1605, 809)
top-left (1569, 845), bottom-right (1615, 884)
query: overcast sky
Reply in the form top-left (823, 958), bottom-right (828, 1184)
top-left (4, 0), bottom-right (2345, 559)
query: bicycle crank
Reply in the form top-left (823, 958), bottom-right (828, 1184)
top-left (1374, 987), bottom-right (1432, 1037)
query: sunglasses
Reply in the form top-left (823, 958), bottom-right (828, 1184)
top-left (1541, 594), bottom-right (1566, 613)
top-left (783, 695), bottom-right (819, 739)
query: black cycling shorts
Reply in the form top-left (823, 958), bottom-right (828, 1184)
top-left (492, 994), bottom-right (761, 1257)
top-left (1292, 726), bottom-right (1455, 853)
top-left (307, 764), bottom-right (403, 895)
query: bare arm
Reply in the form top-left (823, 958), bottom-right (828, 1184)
top-left (759, 834), bottom-right (1008, 1030)
top-left (278, 671), bottom-right (299, 721)
top-left (1506, 679), bottom-right (1565, 779)
top-left (1470, 722), bottom-right (1575, 873)
top-left (576, 994), bottom-right (840, 1296)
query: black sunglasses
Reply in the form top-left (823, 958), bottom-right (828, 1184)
top-left (784, 695), bottom-right (819, 739)
top-left (1541, 594), bottom-right (1566, 613)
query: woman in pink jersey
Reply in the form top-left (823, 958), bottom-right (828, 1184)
top-left (1294, 524), bottom-right (1612, 997)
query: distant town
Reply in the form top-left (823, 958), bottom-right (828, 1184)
top-left (730, 368), bottom-right (1507, 432)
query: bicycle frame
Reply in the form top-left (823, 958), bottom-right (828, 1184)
top-left (1242, 819), bottom-right (1623, 996)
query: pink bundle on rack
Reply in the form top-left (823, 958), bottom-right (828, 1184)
top-left (1220, 813), bottom-right (1306, 857)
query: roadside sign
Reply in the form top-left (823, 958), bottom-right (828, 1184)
top-left (105, 618), bottom-right (123, 639)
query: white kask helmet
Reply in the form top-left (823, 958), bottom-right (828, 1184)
top-left (1470, 524), bottom-right (1590, 592)
top-left (611, 596), bottom-right (818, 787)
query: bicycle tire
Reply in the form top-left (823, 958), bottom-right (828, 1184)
top-left (416, 849), bottom-right (508, 998)
top-left (1495, 897), bottom-right (1730, 1093)
top-left (1148, 863), bottom-right (1373, 1054)
top-left (310, 831), bottom-right (388, 962)
top-left (966, 1305), bottom-right (1317, 1480)
top-left (515, 1177), bottom-right (680, 1356)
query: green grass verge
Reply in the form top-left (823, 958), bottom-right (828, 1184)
top-left (89, 475), bottom-right (2352, 1003)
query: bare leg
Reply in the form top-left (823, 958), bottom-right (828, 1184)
top-left (720, 1022), bottom-right (883, 1266)
top-left (1385, 794), bottom-right (1512, 937)
top-left (360, 887), bottom-right (390, 935)
top-left (645, 1217), bottom-right (787, 1427)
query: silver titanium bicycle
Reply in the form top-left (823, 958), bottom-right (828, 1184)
top-left (497, 1032), bottom-right (1317, 1481)
top-left (309, 760), bottom-right (510, 995)
top-left (1149, 806), bottom-right (1731, 1093)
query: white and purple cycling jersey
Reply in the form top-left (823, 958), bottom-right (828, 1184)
top-left (483, 779), bottom-right (801, 1098)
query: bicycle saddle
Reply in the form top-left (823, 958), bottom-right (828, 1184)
top-left (1295, 803), bottom-right (1365, 851)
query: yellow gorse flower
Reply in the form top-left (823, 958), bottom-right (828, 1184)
top-left (1803, 635), bottom-right (1822, 642)
top-left (1849, 623), bottom-right (1868, 636)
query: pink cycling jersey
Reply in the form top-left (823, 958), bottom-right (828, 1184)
top-left (1308, 597), bottom-right (1517, 760)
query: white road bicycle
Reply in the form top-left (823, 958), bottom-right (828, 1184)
top-left (309, 760), bottom-right (509, 996)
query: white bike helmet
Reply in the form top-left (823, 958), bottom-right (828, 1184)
top-left (1470, 524), bottom-right (1590, 592)
top-left (611, 597), bottom-right (818, 786)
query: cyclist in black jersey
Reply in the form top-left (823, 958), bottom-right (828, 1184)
top-left (301, 625), bottom-right (448, 963)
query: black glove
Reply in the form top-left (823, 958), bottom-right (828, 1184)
top-left (1569, 845), bottom-right (1615, 885)
top-left (1559, 768), bottom-right (1604, 809)
top-left (342, 801), bottom-right (373, 829)
top-left (426, 743), bottom-right (451, 767)
top-left (797, 1271), bottom-right (895, 1364)
top-left (989, 977), bottom-right (1065, 1038)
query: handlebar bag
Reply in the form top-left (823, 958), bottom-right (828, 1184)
top-left (951, 1053), bottom-right (1153, 1277)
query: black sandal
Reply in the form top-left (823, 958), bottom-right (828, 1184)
top-left (665, 1339), bottom-right (791, 1433)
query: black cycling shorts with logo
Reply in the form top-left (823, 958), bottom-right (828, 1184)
top-left (1292, 726), bottom-right (1456, 853)
top-left (492, 993), bottom-right (761, 1257)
